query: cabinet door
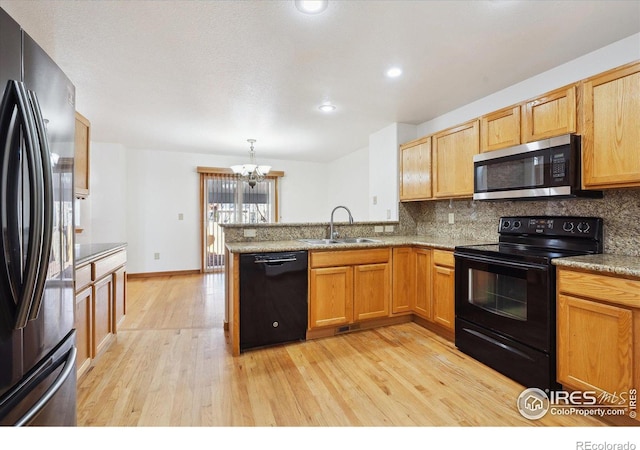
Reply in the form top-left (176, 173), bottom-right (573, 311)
top-left (74, 112), bottom-right (90, 198)
top-left (414, 248), bottom-right (432, 320)
top-left (113, 266), bottom-right (127, 330)
top-left (480, 105), bottom-right (521, 152)
top-left (75, 286), bottom-right (93, 378)
top-left (400, 137), bottom-right (431, 201)
top-left (93, 276), bottom-right (114, 356)
top-left (522, 85), bottom-right (577, 142)
top-left (433, 120), bottom-right (479, 198)
top-left (309, 267), bottom-right (353, 329)
top-left (432, 264), bottom-right (455, 331)
top-left (557, 294), bottom-right (633, 395)
top-left (582, 62), bottom-right (640, 189)
top-left (354, 263), bottom-right (390, 321)
top-left (392, 247), bottom-right (415, 314)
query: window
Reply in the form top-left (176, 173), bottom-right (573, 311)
top-left (198, 168), bottom-right (282, 272)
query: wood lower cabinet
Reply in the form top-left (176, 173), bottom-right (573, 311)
top-left (392, 247), bottom-right (416, 314)
top-left (74, 247), bottom-right (127, 378)
top-left (75, 286), bottom-right (92, 378)
top-left (93, 275), bottom-right (114, 357)
top-left (309, 266), bottom-right (353, 328)
top-left (432, 250), bottom-right (455, 331)
top-left (582, 61), bottom-right (640, 189)
top-left (113, 266), bottom-right (127, 329)
top-left (399, 136), bottom-right (432, 201)
top-left (309, 248), bottom-right (391, 330)
top-left (557, 268), bottom-right (639, 420)
top-left (414, 248), bottom-right (433, 320)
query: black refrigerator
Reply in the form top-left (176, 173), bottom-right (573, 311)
top-left (0, 7), bottom-right (77, 426)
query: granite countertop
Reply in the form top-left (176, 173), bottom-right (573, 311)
top-left (225, 235), bottom-right (494, 254)
top-left (75, 242), bottom-right (127, 265)
top-left (553, 254), bottom-right (640, 278)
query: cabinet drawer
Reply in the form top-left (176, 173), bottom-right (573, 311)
top-left (93, 250), bottom-right (127, 281)
top-left (76, 264), bottom-right (92, 291)
top-left (558, 269), bottom-right (640, 308)
top-left (432, 249), bottom-right (454, 268)
top-left (310, 248), bottom-right (390, 269)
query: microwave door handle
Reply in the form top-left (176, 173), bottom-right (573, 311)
top-left (25, 90), bottom-right (53, 322)
top-left (12, 82), bottom-right (44, 330)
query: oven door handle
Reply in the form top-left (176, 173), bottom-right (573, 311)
top-left (454, 252), bottom-right (548, 271)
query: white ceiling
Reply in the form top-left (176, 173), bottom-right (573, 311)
top-left (1, 0), bottom-right (639, 163)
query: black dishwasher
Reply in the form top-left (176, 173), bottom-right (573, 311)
top-left (239, 251), bottom-right (308, 351)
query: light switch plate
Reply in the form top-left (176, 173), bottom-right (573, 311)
top-left (384, 225), bottom-right (394, 232)
top-left (374, 225), bottom-right (384, 233)
top-left (448, 213), bottom-right (455, 224)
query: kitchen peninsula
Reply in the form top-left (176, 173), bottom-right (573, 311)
top-left (223, 220), bottom-right (493, 357)
top-left (74, 243), bottom-right (127, 378)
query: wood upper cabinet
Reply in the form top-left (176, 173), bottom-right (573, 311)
top-left (309, 248), bottom-right (391, 329)
top-left (431, 250), bottom-right (455, 331)
top-left (480, 105), bottom-right (521, 152)
top-left (522, 84), bottom-right (577, 142)
top-left (399, 136), bottom-right (432, 201)
top-left (74, 112), bottom-right (90, 199)
top-left (557, 268), bottom-right (639, 413)
top-left (392, 247), bottom-right (416, 314)
top-left (581, 61), bottom-right (640, 189)
top-left (433, 120), bottom-right (479, 198)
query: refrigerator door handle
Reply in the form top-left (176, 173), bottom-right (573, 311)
top-left (13, 346), bottom-right (76, 427)
top-left (0, 80), bottom-right (45, 329)
top-left (25, 91), bottom-right (53, 322)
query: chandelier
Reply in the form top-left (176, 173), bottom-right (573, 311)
top-left (230, 139), bottom-right (271, 188)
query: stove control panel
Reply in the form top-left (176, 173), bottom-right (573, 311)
top-left (499, 216), bottom-right (603, 239)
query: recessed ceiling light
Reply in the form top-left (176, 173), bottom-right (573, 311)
top-left (319, 103), bottom-right (336, 112)
top-left (386, 67), bottom-right (403, 78)
top-left (295, 0), bottom-right (328, 15)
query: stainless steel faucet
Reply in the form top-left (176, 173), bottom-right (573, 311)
top-left (329, 206), bottom-right (354, 239)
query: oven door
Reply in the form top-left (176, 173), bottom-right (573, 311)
top-left (454, 252), bottom-right (552, 352)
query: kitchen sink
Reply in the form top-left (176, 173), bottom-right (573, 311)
top-left (299, 238), bottom-right (381, 245)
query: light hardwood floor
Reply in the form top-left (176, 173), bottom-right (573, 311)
top-left (77, 273), bottom-right (605, 427)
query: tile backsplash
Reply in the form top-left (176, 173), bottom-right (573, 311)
top-left (401, 188), bottom-right (640, 257)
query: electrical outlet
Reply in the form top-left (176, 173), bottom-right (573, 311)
top-left (178, 213), bottom-right (184, 220)
top-left (374, 226), bottom-right (384, 233)
top-left (448, 213), bottom-right (455, 224)
top-left (386, 209), bottom-right (391, 219)
top-left (154, 253), bottom-right (160, 260)
top-left (244, 229), bottom-right (257, 238)
top-left (372, 196), bottom-right (378, 205)
top-left (384, 225), bottom-right (394, 233)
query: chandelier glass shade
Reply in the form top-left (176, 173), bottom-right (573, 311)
top-left (231, 139), bottom-right (271, 188)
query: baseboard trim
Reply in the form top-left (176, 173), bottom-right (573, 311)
top-left (127, 269), bottom-right (201, 279)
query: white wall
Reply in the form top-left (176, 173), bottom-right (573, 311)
top-left (124, 149), bottom-right (329, 274)
top-left (75, 142), bottom-right (127, 246)
top-left (416, 33), bottom-right (640, 138)
top-left (368, 123), bottom-right (417, 221)
top-left (326, 146), bottom-right (369, 221)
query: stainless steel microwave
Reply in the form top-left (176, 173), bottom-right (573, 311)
top-left (473, 134), bottom-right (602, 201)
